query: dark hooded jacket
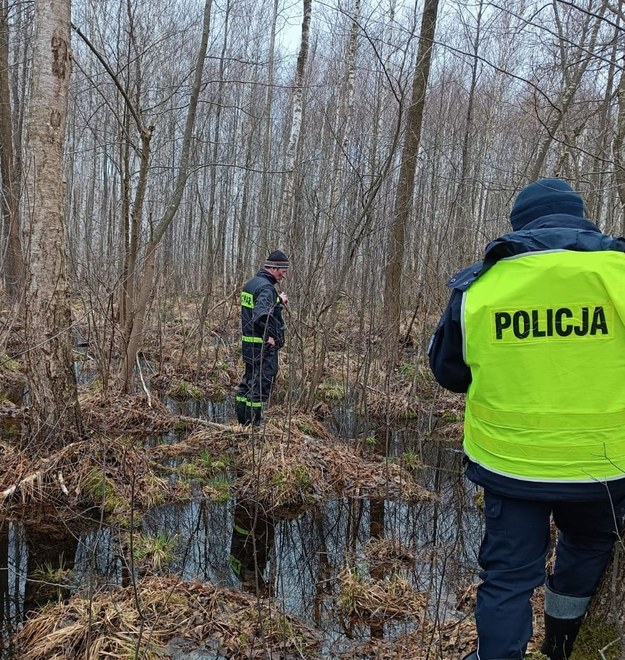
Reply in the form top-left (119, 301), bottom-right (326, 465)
top-left (428, 214), bottom-right (625, 500)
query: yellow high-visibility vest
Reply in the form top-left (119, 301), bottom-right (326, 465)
top-left (463, 249), bottom-right (625, 482)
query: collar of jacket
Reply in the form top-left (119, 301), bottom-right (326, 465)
top-left (256, 268), bottom-right (278, 285)
top-left (446, 214), bottom-right (624, 292)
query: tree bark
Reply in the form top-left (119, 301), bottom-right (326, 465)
top-left (383, 0), bottom-right (440, 365)
top-left (120, 0), bottom-right (212, 390)
top-left (23, 0), bottom-right (83, 448)
top-left (284, 0), bottom-right (312, 248)
top-left (0, 0), bottom-right (24, 300)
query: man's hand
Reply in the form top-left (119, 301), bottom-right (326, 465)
top-left (267, 336), bottom-right (276, 347)
top-left (279, 292), bottom-right (288, 306)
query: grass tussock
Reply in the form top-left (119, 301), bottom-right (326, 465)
top-left (363, 538), bottom-right (416, 572)
top-left (154, 413), bottom-right (434, 515)
top-left (79, 392), bottom-right (175, 436)
top-left (0, 435), bottom-right (167, 515)
top-left (337, 566), bottom-right (428, 622)
top-left (16, 575), bottom-right (320, 659)
top-left (2, 411), bottom-right (432, 521)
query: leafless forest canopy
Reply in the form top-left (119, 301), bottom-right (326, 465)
top-left (4, 0), bottom-right (625, 380)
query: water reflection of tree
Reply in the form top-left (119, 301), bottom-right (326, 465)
top-left (0, 528), bottom-right (14, 649)
top-left (0, 520), bottom-right (78, 654)
top-left (229, 499), bottom-right (275, 597)
top-left (23, 522), bottom-right (78, 614)
top-left (369, 497), bottom-right (385, 639)
top-left (361, 422), bottom-right (479, 648)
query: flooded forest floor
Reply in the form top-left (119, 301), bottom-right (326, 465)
top-left (0, 305), bottom-right (622, 659)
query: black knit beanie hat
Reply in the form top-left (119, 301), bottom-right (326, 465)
top-left (510, 178), bottom-right (585, 231)
top-left (265, 250), bottom-right (289, 270)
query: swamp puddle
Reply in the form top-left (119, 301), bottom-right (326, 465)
top-left (0, 403), bottom-right (482, 658)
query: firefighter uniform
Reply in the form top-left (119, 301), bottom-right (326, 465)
top-left (235, 254), bottom-right (287, 426)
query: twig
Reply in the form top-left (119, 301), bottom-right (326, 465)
top-left (176, 415), bottom-right (230, 430)
top-left (136, 356), bottom-right (152, 408)
top-left (598, 636), bottom-right (619, 659)
top-left (1, 471), bottom-right (42, 503)
top-left (57, 471), bottom-right (69, 495)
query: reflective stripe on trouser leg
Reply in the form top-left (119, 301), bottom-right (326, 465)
top-left (237, 351), bottom-right (278, 420)
top-left (544, 582), bottom-right (590, 619)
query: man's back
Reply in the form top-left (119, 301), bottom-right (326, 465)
top-left (463, 248), bottom-right (625, 483)
top-left (429, 179), bottom-right (625, 660)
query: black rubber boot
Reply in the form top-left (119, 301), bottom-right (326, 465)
top-left (235, 400), bottom-right (250, 425)
top-left (540, 613), bottom-right (584, 660)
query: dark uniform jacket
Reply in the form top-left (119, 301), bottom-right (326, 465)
top-left (428, 214), bottom-right (625, 501)
top-left (241, 269), bottom-right (285, 363)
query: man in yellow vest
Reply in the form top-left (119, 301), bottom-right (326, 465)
top-left (429, 178), bottom-right (625, 660)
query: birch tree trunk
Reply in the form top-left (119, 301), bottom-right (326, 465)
top-left (0, 0), bottom-right (24, 301)
top-left (283, 0), bottom-right (312, 245)
top-left (23, 0), bottom-right (83, 447)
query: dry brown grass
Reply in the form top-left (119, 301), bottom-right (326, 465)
top-left (80, 391), bottom-right (175, 435)
top-left (1, 410), bottom-right (433, 522)
top-left (16, 575), bottom-right (320, 659)
top-left (153, 413), bottom-right (434, 516)
top-left (0, 435), bottom-right (167, 515)
top-left (338, 618), bottom-right (478, 659)
top-left (364, 538), bottom-right (417, 573)
top-left (337, 565), bottom-right (428, 627)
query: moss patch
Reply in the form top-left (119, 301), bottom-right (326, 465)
top-left (571, 618), bottom-right (621, 659)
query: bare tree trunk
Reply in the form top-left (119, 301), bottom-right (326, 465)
top-left (448, 0), bottom-right (484, 271)
top-left (203, 0), bottom-right (231, 298)
top-left (283, 0), bottom-right (312, 245)
top-left (383, 0), bottom-right (440, 364)
top-left (258, 0), bottom-right (279, 259)
top-left (120, 0), bottom-right (212, 389)
top-left (585, 15), bottom-right (619, 224)
top-left (0, 0), bottom-right (24, 300)
top-left (23, 0), bottom-right (83, 448)
top-left (588, 543), bottom-right (625, 655)
top-left (614, 62), bottom-right (625, 236)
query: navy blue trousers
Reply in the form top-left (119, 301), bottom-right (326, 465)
top-left (236, 349), bottom-right (278, 424)
top-left (475, 489), bottom-right (625, 659)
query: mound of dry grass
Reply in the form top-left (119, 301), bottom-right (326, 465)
top-left (337, 566), bottom-right (428, 622)
top-left (16, 575), bottom-right (320, 659)
top-left (363, 538), bottom-right (417, 573)
top-left (2, 409), bottom-right (433, 523)
top-left (0, 435), bottom-right (168, 515)
top-left (80, 392), bottom-right (175, 435)
top-left (154, 413), bottom-right (434, 515)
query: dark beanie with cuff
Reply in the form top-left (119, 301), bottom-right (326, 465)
top-left (265, 250), bottom-right (289, 270)
top-left (510, 178), bottom-right (585, 231)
